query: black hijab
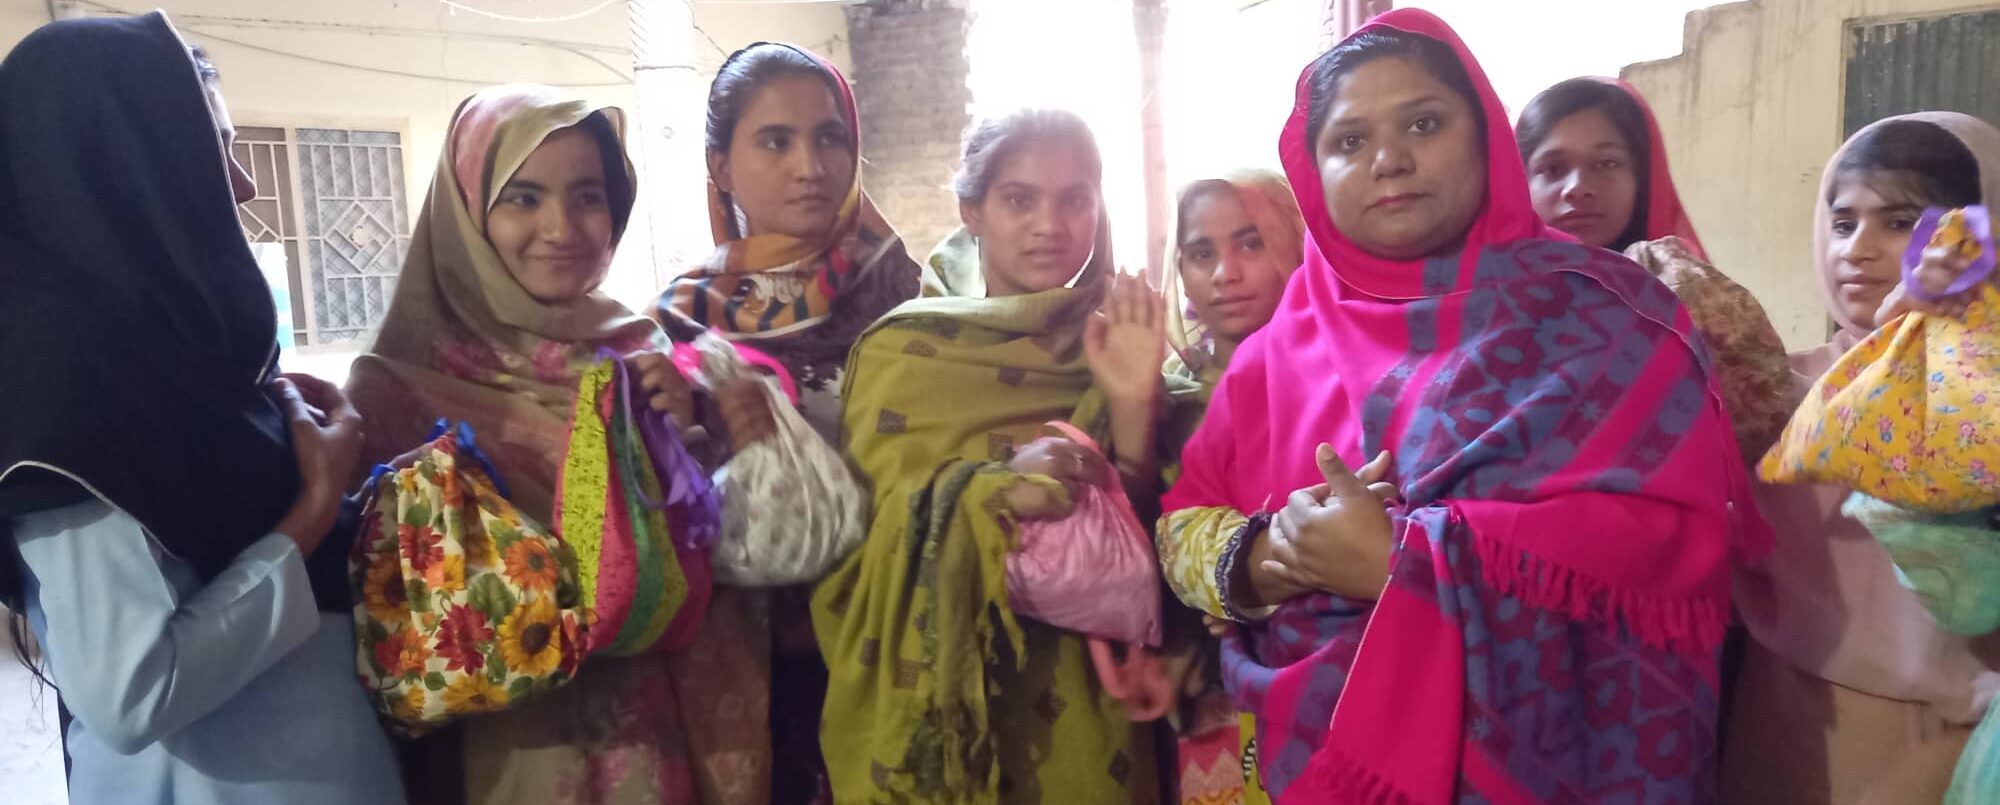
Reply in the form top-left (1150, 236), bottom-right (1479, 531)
top-left (0, 12), bottom-right (351, 611)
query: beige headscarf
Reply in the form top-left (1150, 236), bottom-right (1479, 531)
top-left (1737, 112), bottom-right (2000, 721)
top-left (346, 84), bottom-right (663, 525)
top-left (1159, 169), bottom-right (1305, 381)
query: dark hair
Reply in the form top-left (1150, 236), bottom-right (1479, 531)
top-left (1305, 29), bottom-right (1483, 148)
top-left (1516, 78), bottom-right (1654, 250)
top-left (952, 108), bottom-right (1102, 205)
top-left (1174, 179), bottom-right (1238, 265)
top-left (1829, 119), bottom-right (1983, 209)
top-left (189, 45), bottom-right (219, 84)
top-left (703, 42), bottom-right (843, 154)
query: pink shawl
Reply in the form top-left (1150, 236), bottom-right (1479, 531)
top-left (1163, 9), bottom-right (1767, 802)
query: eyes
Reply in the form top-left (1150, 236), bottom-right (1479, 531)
top-left (1181, 234), bottom-right (1269, 269)
top-left (496, 188), bottom-right (608, 211)
top-left (1829, 214), bottom-right (1920, 238)
top-left (756, 128), bottom-right (852, 154)
top-left (1534, 157), bottom-right (1626, 181)
top-left (1330, 113), bottom-right (1447, 155)
top-left (1003, 191), bottom-right (1095, 214)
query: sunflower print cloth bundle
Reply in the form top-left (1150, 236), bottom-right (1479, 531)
top-left (350, 420), bottom-right (588, 735)
top-left (1762, 206), bottom-right (2000, 513)
top-left (556, 353), bottom-right (718, 656)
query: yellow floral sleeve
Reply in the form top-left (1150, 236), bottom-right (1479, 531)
top-left (1157, 505), bottom-right (1248, 621)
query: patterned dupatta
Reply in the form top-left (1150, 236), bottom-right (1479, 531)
top-left (1162, 10), bottom-right (1767, 803)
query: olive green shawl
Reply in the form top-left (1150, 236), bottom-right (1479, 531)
top-left (812, 228), bottom-right (1159, 804)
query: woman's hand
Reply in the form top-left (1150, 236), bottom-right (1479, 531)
top-left (716, 377), bottom-right (779, 452)
top-left (629, 351), bottom-right (696, 430)
top-left (1004, 437), bottom-right (1109, 520)
top-left (1876, 239), bottom-right (1987, 326)
top-left (1085, 273), bottom-right (1167, 408)
top-left (272, 375), bottom-right (365, 555)
top-left (1259, 446), bottom-right (1398, 601)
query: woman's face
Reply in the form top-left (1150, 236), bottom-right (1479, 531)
top-left (486, 127), bottom-right (617, 304)
top-left (1823, 170), bottom-right (1927, 327)
top-left (1178, 187), bottom-right (1289, 343)
top-left (1315, 56), bottom-right (1487, 261)
top-left (200, 80), bottom-right (257, 204)
top-left (962, 142), bottom-right (1100, 297)
top-left (709, 73), bottom-right (854, 240)
top-left (1526, 107), bottom-right (1638, 250)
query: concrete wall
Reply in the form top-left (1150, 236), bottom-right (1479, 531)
top-left (1623, 0), bottom-right (2000, 350)
top-left (845, 0), bottom-right (972, 260)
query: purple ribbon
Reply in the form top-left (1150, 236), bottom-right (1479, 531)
top-left (1903, 205), bottom-right (1996, 303)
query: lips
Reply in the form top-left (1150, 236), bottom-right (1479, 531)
top-left (528, 252), bottom-right (598, 268)
top-left (1555, 211), bottom-right (1603, 228)
top-left (789, 193), bottom-right (832, 207)
top-left (1371, 193), bottom-right (1426, 210)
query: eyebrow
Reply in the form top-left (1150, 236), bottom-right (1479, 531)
top-left (753, 123), bottom-right (797, 139)
top-left (1228, 225), bottom-right (1260, 241)
top-left (500, 176), bottom-right (605, 194)
top-left (1331, 94), bottom-right (1446, 129)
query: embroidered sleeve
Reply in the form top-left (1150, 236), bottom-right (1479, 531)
top-left (1158, 505), bottom-right (1249, 620)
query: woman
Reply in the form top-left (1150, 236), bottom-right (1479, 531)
top-left (1724, 113), bottom-right (2000, 805)
top-left (0, 13), bottom-right (402, 804)
top-left (1517, 77), bottom-right (1791, 464)
top-left (1160, 170), bottom-right (1306, 402)
top-left (1154, 171), bottom-right (1304, 805)
top-left (658, 45), bottom-right (920, 802)
top-left (345, 84), bottom-right (773, 805)
top-left (660, 42), bottom-right (921, 441)
top-left (813, 108), bottom-right (1170, 804)
top-left (1161, 10), bottom-right (1761, 802)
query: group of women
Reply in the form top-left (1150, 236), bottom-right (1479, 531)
top-left (4, 7), bottom-right (1998, 805)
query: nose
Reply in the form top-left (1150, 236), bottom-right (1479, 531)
top-left (1371, 140), bottom-right (1415, 179)
top-left (1029, 201), bottom-right (1068, 241)
top-left (1560, 169), bottom-right (1593, 204)
top-left (537, 201), bottom-right (574, 243)
top-left (1212, 252), bottom-right (1244, 287)
top-left (792, 142), bottom-right (829, 183)
top-left (1840, 225), bottom-right (1880, 266)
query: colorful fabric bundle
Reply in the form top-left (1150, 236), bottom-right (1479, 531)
top-left (350, 421), bottom-right (588, 735)
top-left (1761, 206), bottom-right (2000, 513)
top-left (556, 353), bottom-right (719, 656)
top-left (676, 332), bottom-right (868, 587)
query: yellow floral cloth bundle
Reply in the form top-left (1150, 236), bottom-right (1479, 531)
top-left (1761, 207), bottom-right (2000, 513)
top-left (350, 421), bottom-right (588, 735)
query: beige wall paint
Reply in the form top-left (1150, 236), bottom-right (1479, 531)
top-left (1624, 0), bottom-right (2000, 350)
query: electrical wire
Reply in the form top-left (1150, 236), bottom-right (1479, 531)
top-left (188, 27), bottom-right (632, 87)
top-left (426, 0), bottom-right (622, 24)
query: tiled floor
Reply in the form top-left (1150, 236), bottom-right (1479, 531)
top-left (0, 619), bottom-right (67, 805)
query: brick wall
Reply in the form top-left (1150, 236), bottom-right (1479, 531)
top-left (845, 0), bottom-right (973, 260)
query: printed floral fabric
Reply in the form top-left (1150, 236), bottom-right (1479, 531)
top-left (352, 426), bottom-right (588, 734)
top-left (1625, 236), bottom-right (1793, 466)
top-left (1762, 283), bottom-right (2000, 513)
top-left (1156, 506), bottom-right (1246, 622)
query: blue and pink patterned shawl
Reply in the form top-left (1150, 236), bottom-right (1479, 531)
top-left (1161, 10), bottom-right (1770, 804)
